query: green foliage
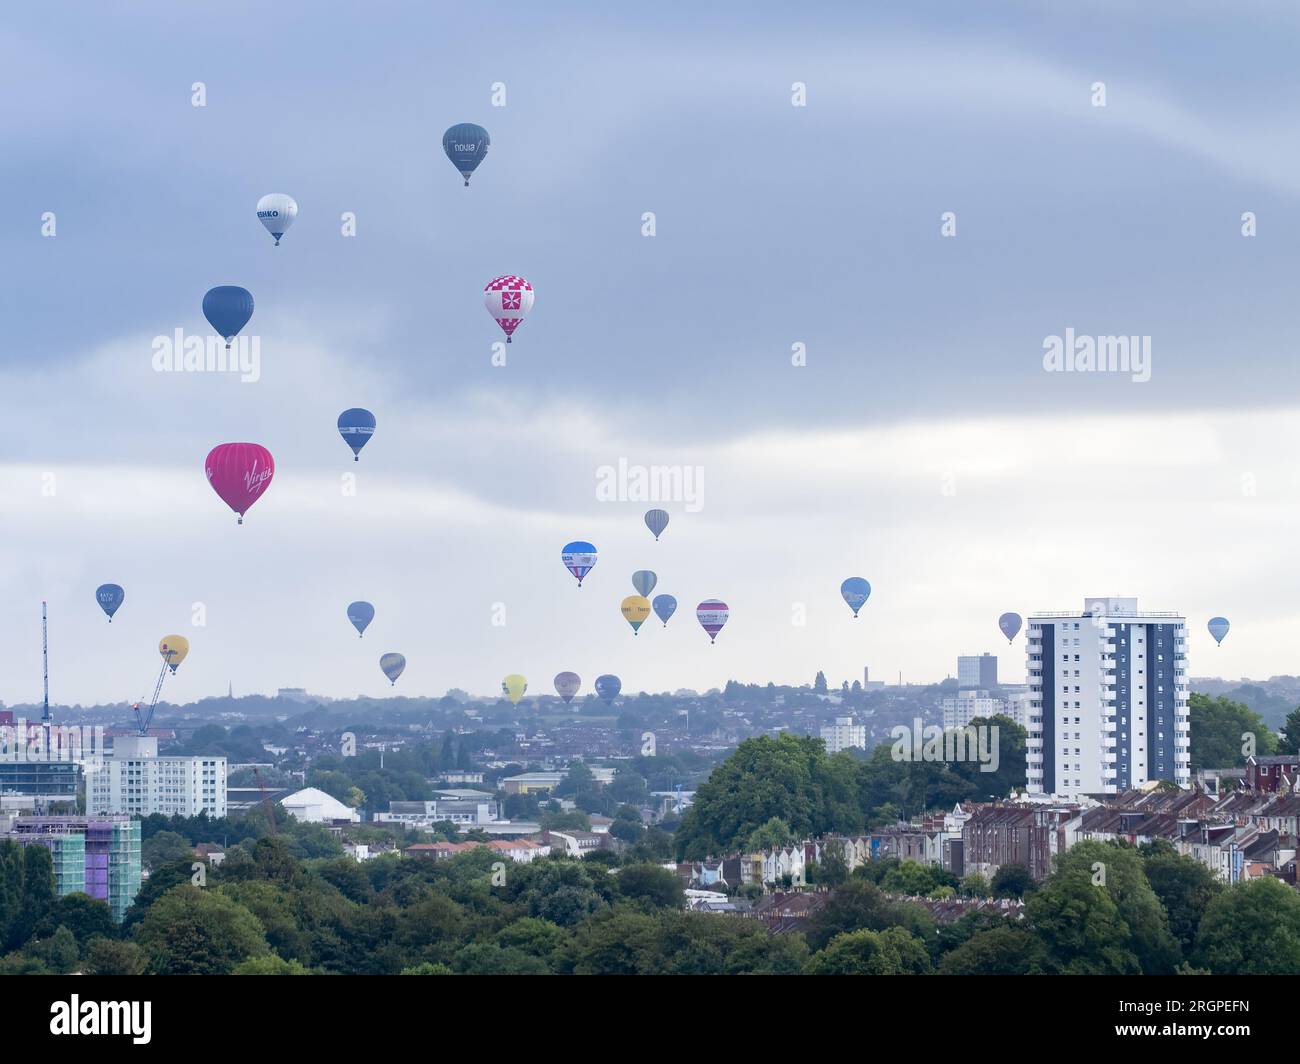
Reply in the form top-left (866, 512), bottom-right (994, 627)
top-left (804, 927), bottom-right (932, 975)
top-left (136, 885), bottom-right (270, 975)
top-left (1188, 693), bottom-right (1277, 770)
top-left (938, 927), bottom-right (1047, 974)
top-left (989, 864), bottom-right (1034, 899)
top-left (1194, 877), bottom-right (1300, 974)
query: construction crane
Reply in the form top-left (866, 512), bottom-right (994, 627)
top-left (253, 766), bottom-right (277, 835)
top-left (41, 601), bottom-right (50, 723)
top-left (132, 653), bottom-right (175, 736)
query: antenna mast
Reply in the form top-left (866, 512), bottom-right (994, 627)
top-left (41, 601), bottom-right (50, 723)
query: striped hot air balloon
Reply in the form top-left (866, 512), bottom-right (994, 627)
top-left (696, 599), bottom-right (729, 644)
top-left (644, 509), bottom-right (669, 540)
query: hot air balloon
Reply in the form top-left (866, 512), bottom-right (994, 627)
top-left (840, 577), bottom-right (871, 618)
top-left (256, 193), bottom-right (297, 246)
top-left (159, 635), bottom-right (189, 673)
top-left (696, 599), bottom-right (729, 644)
top-left (554, 671), bottom-right (581, 704)
top-left (347, 601), bottom-right (374, 638)
top-left (484, 275), bottom-right (533, 343)
top-left (205, 443), bottom-right (274, 524)
top-left (653, 593), bottom-right (677, 628)
top-left (595, 674), bottom-right (622, 706)
top-left (502, 674), bottom-right (527, 706)
top-left (202, 286), bottom-right (254, 349)
top-left (95, 584), bottom-right (124, 622)
top-left (1208, 617), bottom-right (1230, 646)
top-left (631, 570), bottom-right (658, 597)
top-left (645, 509), bottom-right (669, 541)
top-left (562, 541), bottom-right (597, 587)
top-left (338, 408), bottom-right (376, 462)
top-left (622, 595), bottom-right (651, 634)
top-left (442, 123), bottom-right (490, 186)
top-left (998, 612), bottom-right (1023, 643)
top-left (380, 653), bottom-right (406, 685)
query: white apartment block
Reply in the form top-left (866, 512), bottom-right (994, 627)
top-left (820, 717), bottom-right (866, 753)
top-left (88, 736), bottom-right (227, 817)
top-left (1026, 597), bottom-right (1189, 799)
top-left (942, 690), bottom-right (1007, 730)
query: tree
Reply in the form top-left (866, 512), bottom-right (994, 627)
top-left (1024, 874), bottom-right (1139, 975)
top-left (1188, 693), bottom-right (1277, 770)
top-left (82, 938), bottom-right (145, 976)
top-left (803, 880), bottom-right (931, 953)
top-left (1195, 877), bottom-right (1300, 974)
top-left (990, 864), bottom-right (1033, 899)
top-left (1278, 706), bottom-right (1300, 755)
top-left (233, 955), bottom-right (310, 975)
top-left (1141, 844), bottom-right (1222, 955)
top-left (813, 671), bottom-right (828, 695)
top-left (49, 893), bottom-right (115, 946)
top-left (804, 927), bottom-right (931, 975)
top-left (142, 831), bottom-right (194, 872)
top-left (745, 817), bottom-right (795, 853)
top-left (30, 925), bottom-right (79, 974)
top-left (136, 886), bottom-right (270, 975)
top-left (616, 865), bottom-right (683, 910)
top-left (960, 872), bottom-right (990, 897)
top-left (938, 927), bottom-right (1047, 974)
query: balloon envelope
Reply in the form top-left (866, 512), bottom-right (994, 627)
top-left (202, 286), bottom-right (254, 346)
top-left (561, 541), bottom-right (597, 586)
top-left (621, 595), bottom-right (651, 634)
top-left (442, 123), bottom-right (490, 184)
top-left (159, 635), bottom-right (189, 673)
top-left (696, 599), bottom-right (729, 643)
top-left (554, 671), bottom-right (581, 704)
top-left (998, 612), bottom-right (1023, 643)
top-left (631, 570), bottom-right (658, 597)
top-left (347, 601), bottom-right (374, 637)
top-left (502, 674), bottom-right (527, 705)
top-left (840, 577), bottom-right (871, 617)
top-left (205, 443), bottom-right (274, 523)
top-left (653, 593), bottom-right (677, 627)
top-left (95, 583), bottom-right (124, 622)
top-left (484, 275), bottom-right (533, 342)
top-left (338, 408), bottom-right (376, 461)
top-left (645, 509), bottom-right (669, 540)
top-left (380, 653), bottom-right (406, 685)
top-left (256, 193), bottom-right (297, 245)
top-left (1208, 617), bottom-right (1230, 645)
top-left (595, 674), bottom-right (622, 705)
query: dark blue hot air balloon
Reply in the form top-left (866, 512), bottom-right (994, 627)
top-left (653, 593), bottom-right (677, 628)
top-left (348, 601), bottom-right (374, 638)
top-left (442, 123), bottom-right (490, 186)
top-left (840, 577), bottom-right (871, 618)
top-left (95, 583), bottom-right (124, 622)
top-left (595, 674), bottom-right (622, 706)
top-left (1208, 616), bottom-right (1230, 646)
top-left (338, 408), bottom-right (376, 462)
top-left (202, 286), bottom-right (254, 349)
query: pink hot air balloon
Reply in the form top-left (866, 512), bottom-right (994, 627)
top-left (205, 443), bottom-right (274, 524)
top-left (484, 275), bottom-right (534, 343)
top-left (696, 599), bottom-right (729, 644)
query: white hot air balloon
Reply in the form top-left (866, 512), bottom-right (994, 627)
top-left (484, 275), bottom-right (534, 342)
top-left (256, 193), bottom-right (298, 246)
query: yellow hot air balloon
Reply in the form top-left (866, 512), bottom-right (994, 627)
top-left (621, 595), bottom-right (651, 635)
top-left (159, 635), bottom-right (189, 673)
top-left (502, 674), bottom-right (527, 706)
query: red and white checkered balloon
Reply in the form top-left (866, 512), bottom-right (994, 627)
top-left (484, 275), bottom-right (534, 342)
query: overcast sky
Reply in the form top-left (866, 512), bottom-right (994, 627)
top-left (4, 1), bottom-right (1300, 706)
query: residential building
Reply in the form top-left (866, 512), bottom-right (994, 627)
top-left (958, 653), bottom-right (999, 689)
top-left (942, 690), bottom-right (1006, 730)
top-left (1, 814), bottom-right (141, 922)
top-left (1026, 597), bottom-right (1189, 799)
top-left (88, 735), bottom-right (226, 817)
top-left (820, 717), bottom-right (866, 753)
